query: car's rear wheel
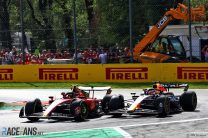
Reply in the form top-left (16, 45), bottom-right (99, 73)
top-left (24, 98), bottom-right (43, 121)
top-left (156, 96), bottom-right (170, 117)
top-left (180, 91), bottom-right (197, 111)
top-left (70, 100), bottom-right (88, 121)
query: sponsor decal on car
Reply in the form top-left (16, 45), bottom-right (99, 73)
top-left (106, 67), bottom-right (148, 80)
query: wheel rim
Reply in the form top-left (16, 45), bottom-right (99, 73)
top-left (164, 99), bottom-right (170, 114)
top-left (81, 103), bottom-right (87, 115)
top-left (75, 106), bottom-right (81, 115)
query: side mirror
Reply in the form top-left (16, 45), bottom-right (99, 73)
top-left (153, 84), bottom-right (157, 89)
top-left (131, 93), bottom-right (136, 96)
top-left (48, 96), bottom-right (54, 104)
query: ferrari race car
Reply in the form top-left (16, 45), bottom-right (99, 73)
top-left (102, 83), bottom-right (197, 117)
top-left (19, 86), bottom-right (111, 121)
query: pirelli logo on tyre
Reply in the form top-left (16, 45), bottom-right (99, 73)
top-left (39, 68), bottom-right (78, 81)
top-left (106, 67), bottom-right (148, 80)
top-left (0, 69), bottom-right (13, 80)
top-left (177, 67), bottom-right (208, 80)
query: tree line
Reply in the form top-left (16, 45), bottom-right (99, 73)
top-left (0, 0), bottom-right (206, 51)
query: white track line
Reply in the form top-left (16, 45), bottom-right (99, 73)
top-left (12, 117), bottom-right (208, 138)
top-left (114, 127), bottom-right (133, 138)
top-left (116, 117), bottom-right (208, 128)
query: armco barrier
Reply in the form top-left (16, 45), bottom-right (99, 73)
top-left (0, 63), bottom-right (208, 82)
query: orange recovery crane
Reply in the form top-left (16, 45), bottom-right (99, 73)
top-left (133, 3), bottom-right (207, 63)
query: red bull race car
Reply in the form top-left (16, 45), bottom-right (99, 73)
top-left (19, 86), bottom-right (111, 121)
top-left (101, 82), bottom-right (197, 117)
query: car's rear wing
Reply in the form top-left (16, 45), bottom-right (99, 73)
top-left (162, 83), bottom-right (189, 91)
top-left (78, 86), bottom-right (111, 91)
top-left (78, 86), bottom-right (111, 98)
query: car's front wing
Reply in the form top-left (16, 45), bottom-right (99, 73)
top-left (20, 112), bottom-right (74, 120)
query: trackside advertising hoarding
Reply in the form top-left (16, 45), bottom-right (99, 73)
top-left (0, 64), bottom-right (208, 82)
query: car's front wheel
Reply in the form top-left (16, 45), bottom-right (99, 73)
top-left (24, 98), bottom-right (43, 122)
top-left (70, 99), bottom-right (88, 121)
top-left (156, 96), bottom-right (170, 117)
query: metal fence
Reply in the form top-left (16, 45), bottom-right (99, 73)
top-left (0, 0), bottom-right (207, 64)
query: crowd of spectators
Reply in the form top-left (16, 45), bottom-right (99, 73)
top-left (0, 46), bottom-right (132, 65)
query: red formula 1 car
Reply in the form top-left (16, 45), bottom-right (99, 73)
top-left (19, 86), bottom-right (111, 121)
top-left (102, 83), bottom-right (197, 117)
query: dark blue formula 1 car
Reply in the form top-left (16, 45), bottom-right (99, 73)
top-left (101, 83), bottom-right (197, 117)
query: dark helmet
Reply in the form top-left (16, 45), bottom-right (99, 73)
top-left (106, 88), bottom-right (112, 94)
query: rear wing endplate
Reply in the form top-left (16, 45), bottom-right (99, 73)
top-left (162, 83), bottom-right (189, 91)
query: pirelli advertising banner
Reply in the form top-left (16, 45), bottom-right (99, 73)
top-left (0, 64), bottom-right (208, 82)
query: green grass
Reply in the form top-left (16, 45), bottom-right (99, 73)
top-left (0, 82), bottom-right (207, 89)
top-left (0, 105), bottom-right (22, 110)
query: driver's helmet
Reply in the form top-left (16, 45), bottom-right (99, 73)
top-left (72, 86), bottom-right (79, 93)
top-left (106, 88), bottom-right (112, 95)
top-left (72, 86), bottom-right (83, 97)
top-left (153, 83), bottom-right (167, 92)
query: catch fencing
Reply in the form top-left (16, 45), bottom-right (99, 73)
top-left (0, 0), bottom-right (207, 63)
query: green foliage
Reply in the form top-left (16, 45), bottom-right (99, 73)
top-left (95, 0), bottom-right (128, 47)
top-left (0, 0), bottom-right (206, 50)
top-left (191, 0), bottom-right (208, 20)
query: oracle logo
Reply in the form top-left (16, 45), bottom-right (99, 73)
top-left (39, 68), bottom-right (78, 80)
top-left (106, 67), bottom-right (148, 80)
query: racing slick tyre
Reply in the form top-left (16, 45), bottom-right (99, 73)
top-left (24, 98), bottom-right (43, 122)
top-left (180, 91), bottom-right (197, 111)
top-left (70, 99), bottom-right (88, 121)
top-left (156, 96), bottom-right (170, 117)
top-left (109, 94), bottom-right (124, 110)
top-left (101, 95), bottom-right (113, 114)
top-left (109, 95), bottom-right (124, 117)
top-left (19, 107), bottom-right (24, 117)
top-left (102, 94), bottom-right (124, 116)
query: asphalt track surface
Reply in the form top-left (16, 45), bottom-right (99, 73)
top-left (0, 89), bottom-right (208, 138)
